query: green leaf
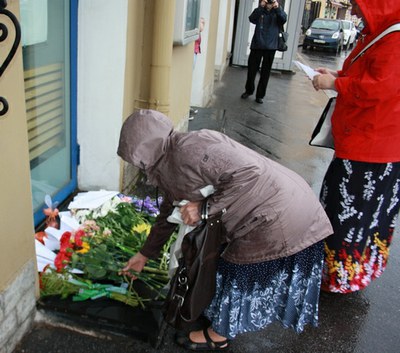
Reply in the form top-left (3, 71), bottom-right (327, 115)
top-left (86, 265), bottom-right (107, 279)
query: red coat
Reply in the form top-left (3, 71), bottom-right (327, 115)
top-left (333, 0), bottom-right (400, 163)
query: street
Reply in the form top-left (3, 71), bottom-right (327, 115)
top-left (13, 46), bottom-right (400, 353)
top-left (299, 42), bottom-right (348, 71)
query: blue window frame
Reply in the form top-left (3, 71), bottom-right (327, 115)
top-left (20, 0), bottom-right (78, 227)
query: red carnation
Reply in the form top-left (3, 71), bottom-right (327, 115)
top-left (74, 229), bottom-right (85, 247)
top-left (59, 231), bottom-right (72, 252)
top-left (55, 251), bottom-right (72, 272)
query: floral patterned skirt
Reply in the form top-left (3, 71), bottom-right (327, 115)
top-left (204, 241), bottom-right (324, 339)
top-left (320, 158), bottom-right (400, 293)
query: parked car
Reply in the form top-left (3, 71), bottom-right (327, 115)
top-left (356, 20), bottom-right (365, 40)
top-left (341, 20), bottom-right (357, 50)
top-left (302, 18), bottom-right (344, 54)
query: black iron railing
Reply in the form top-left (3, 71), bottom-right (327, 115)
top-left (0, 0), bottom-right (21, 117)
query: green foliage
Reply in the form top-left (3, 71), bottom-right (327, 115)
top-left (43, 196), bottom-right (176, 307)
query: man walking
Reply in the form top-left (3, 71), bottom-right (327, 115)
top-left (241, 0), bottom-right (287, 104)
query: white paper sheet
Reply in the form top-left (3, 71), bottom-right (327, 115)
top-left (293, 60), bottom-right (320, 79)
top-left (60, 213), bottom-right (80, 231)
top-left (68, 190), bottom-right (119, 209)
top-left (42, 239), bottom-right (60, 252)
top-left (35, 239), bottom-right (57, 261)
top-left (36, 257), bottom-right (56, 272)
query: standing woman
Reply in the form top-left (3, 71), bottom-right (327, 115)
top-left (312, 0), bottom-right (400, 293)
top-left (241, 0), bottom-right (287, 104)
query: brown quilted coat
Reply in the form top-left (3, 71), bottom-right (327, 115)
top-left (117, 109), bottom-right (333, 264)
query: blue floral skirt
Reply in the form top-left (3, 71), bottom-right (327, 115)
top-left (320, 159), bottom-right (400, 293)
top-left (204, 241), bottom-right (324, 339)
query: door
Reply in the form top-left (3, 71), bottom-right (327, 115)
top-left (232, 0), bottom-right (258, 67)
top-left (20, 0), bottom-right (78, 226)
top-left (232, 0), bottom-right (305, 71)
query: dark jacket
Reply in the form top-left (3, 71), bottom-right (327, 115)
top-left (249, 6), bottom-right (287, 50)
top-left (117, 110), bottom-right (333, 264)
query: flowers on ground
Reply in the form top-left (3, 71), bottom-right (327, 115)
top-left (40, 194), bottom-right (174, 308)
top-left (131, 195), bottom-right (162, 218)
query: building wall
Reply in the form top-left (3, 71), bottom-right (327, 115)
top-left (77, 0), bottom-right (129, 192)
top-left (0, 0), bottom-right (237, 349)
top-left (120, 1), bottom-right (147, 192)
top-left (214, 0), bottom-right (234, 82)
top-left (202, 0), bottom-right (219, 106)
top-left (78, 0), bottom-right (202, 192)
top-left (318, 0), bottom-right (327, 18)
top-left (0, 1), bottom-right (38, 352)
top-left (125, 0), bottom-right (149, 113)
top-left (191, 0), bottom-right (224, 107)
top-left (190, 1), bottom-right (210, 108)
top-left (313, 0), bottom-right (353, 20)
top-left (170, 44), bottom-right (195, 128)
top-left (120, 0), bottom-right (194, 191)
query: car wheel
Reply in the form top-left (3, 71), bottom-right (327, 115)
top-left (302, 43), bottom-right (308, 50)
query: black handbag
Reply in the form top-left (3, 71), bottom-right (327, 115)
top-left (277, 25), bottom-right (288, 52)
top-left (309, 97), bottom-right (336, 150)
top-left (163, 201), bottom-right (225, 329)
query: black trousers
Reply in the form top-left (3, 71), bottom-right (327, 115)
top-left (245, 49), bottom-right (276, 99)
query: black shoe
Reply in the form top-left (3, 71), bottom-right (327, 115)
top-left (241, 92), bottom-right (250, 99)
top-left (255, 98), bottom-right (263, 104)
top-left (175, 328), bottom-right (230, 351)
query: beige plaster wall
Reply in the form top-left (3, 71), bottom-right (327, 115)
top-left (202, 0), bottom-right (220, 106)
top-left (0, 0), bottom-right (37, 292)
top-left (123, 0), bottom-right (146, 118)
top-left (170, 44), bottom-right (194, 126)
top-left (120, 0), bottom-right (193, 191)
top-left (221, 0), bottom-right (233, 73)
top-left (123, 0), bottom-right (192, 126)
top-left (120, 1), bottom-right (146, 192)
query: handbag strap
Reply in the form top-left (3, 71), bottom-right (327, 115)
top-left (201, 199), bottom-right (209, 220)
top-left (350, 23), bottom-right (400, 64)
top-left (200, 199), bottom-right (226, 221)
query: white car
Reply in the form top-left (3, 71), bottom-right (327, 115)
top-left (341, 20), bottom-right (357, 50)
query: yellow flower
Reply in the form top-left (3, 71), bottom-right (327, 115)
top-left (132, 223), bottom-right (151, 235)
top-left (76, 242), bottom-right (90, 254)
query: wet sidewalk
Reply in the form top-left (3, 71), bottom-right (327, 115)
top-left (12, 57), bottom-right (400, 353)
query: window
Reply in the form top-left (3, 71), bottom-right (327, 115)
top-left (173, 0), bottom-right (201, 45)
top-left (20, 0), bottom-right (78, 226)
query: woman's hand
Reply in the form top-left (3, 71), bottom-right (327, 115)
top-left (180, 201), bottom-right (202, 226)
top-left (315, 67), bottom-right (338, 77)
top-left (119, 252), bottom-right (148, 280)
top-left (312, 73), bottom-right (337, 91)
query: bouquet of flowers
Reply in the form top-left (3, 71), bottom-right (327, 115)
top-left (39, 194), bottom-right (175, 308)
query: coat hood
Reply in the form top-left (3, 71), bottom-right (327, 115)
top-left (357, 0), bottom-right (400, 34)
top-left (117, 109), bottom-right (173, 171)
